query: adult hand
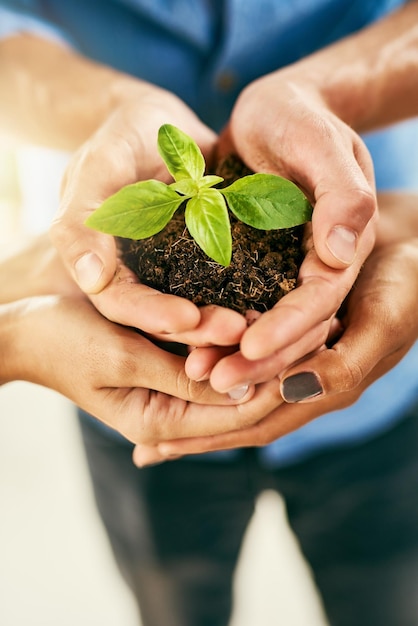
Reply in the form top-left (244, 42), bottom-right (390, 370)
top-left (225, 71), bottom-right (377, 271)
top-left (185, 224), bottom-right (366, 392)
top-left (2, 294), bottom-right (287, 443)
top-left (184, 193), bottom-right (418, 393)
top-left (132, 193), bottom-right (418, 464)
top-left (216, 66), bottom-right (376, 366)
top-left (1, 34), bottom-right (234, 339)
top-left (217, 0), bottom-right (418, 363)
top-left (49, 88), bottom-right (230, 336)
top-left (0, 235), bottom-right (274, 441)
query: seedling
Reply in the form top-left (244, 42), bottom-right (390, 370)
top-left (85, 124), bottom-right (312, 266)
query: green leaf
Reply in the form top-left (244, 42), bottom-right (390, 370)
top-left (221, 173), bottom-right (313, 229)
top-left (169, 178), bottom-right (198, 196)
top-left (198, 175), bottom-right (224, 189)
top-left (185, 188), bottom-right (232, 266)
top-left (85, 179), bottom-right (184, 239)
top-left (158, 123), bottom-right (205, 181)
top-left (170, 175), bottom-right (224, 196)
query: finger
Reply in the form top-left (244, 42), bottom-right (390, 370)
top-left (232, 96), bottom-right (377, 270)
top-left (311, 135), bottom-right (377, 269)
top-left (25, 296), bottom-right (208, 404)
top-left (240, 244), bottom-right (360, 360)
top-left (87, 260), bottom-right (201, 333)
top-left (153, 401), bottom-right (323, 458)
top-left (153, 304), bottom-right (247, 347)
top-left (50, 136), bottom-right (145, 294)
top-left (137, 328), bottom-right (409, 458)
top-left (209, 323), bottom-right (330, 391)
top-left (150, 340), bottom-right (405, 458)
top-left (132, 445), bottom-right (172, 467)
top-left (106, 378), bottom-right (282, 445)
top-left (185, 345), bottom-right (238, 381)
top-left (150, 239), bottom-right (418, 457)
top-left (280, 261), bottom-right (418, 403)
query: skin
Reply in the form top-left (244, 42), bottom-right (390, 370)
top-left (0, 3), bottom-right (416, 371)
top-left (0, 195), bottom-right (416, 462)
top-left (219, 0), bottom-right (418, 366)
top-left (0, 237), bottom-right (283, 443)
top-left (0, 4), bottom-right (418, 453)
top-left (132, 193), bottom-right (418, 465)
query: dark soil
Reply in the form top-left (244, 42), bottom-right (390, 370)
top-left (119, 156), bottom-right (305, 315)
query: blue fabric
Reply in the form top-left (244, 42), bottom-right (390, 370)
top-left (0, 0), bottom-right (410, 130)
top-left (1, 0), bottom-right (417, 466)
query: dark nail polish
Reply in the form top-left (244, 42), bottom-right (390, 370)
top-left (282, 372), bottom-right (323, 403)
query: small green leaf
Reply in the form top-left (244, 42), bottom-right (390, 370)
top-left (169, 178), bottom-right (198, 196)
top-left (158, 123), bottom-right (205, 181)
top-left (198, 175), bottom-right (224, 189)
top-left (85, 180), bottom-right (184, 239)
top-left (185, 188), bottom-right (232, 266)
top-left (221, 173), bottom-right (313, 229)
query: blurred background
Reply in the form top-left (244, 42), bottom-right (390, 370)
top-left (0, 143), bottom-right (329, 625)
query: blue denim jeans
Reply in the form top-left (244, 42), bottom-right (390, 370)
top-left (78, 399), bottom-right (418, 626)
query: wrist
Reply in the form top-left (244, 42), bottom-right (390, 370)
top-left (0, 296), bottom-right (64, 386)
top-left (0, 301), bottom-right (27, 384)
top-left (0, 235), bottom-right (80, 303)
top-left (278, 2), bottom-right (418, 132)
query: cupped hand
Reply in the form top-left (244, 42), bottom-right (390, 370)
top-left (213, 67), bottom-right (378, 368)
top-left (225, 69), bottom-right (378, 270)
top-left (6, 294), bottom-right (286, 444)
top-left (132, 222), bottom-right (418, 464)
top-left (49, 87), bottom-right (238, 336)
top-left (0, 235), bottom-right (263, 443)
top-left (184, 221), bottom-right (370, 391)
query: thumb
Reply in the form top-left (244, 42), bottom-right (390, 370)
top-left (310, 135), bottom-right (378, 270)
top-left (49, 137), bottom-right (139, 295)
top-left (50, 213), bottom-right (117, 294)
top-left (312, 187), bottom-right (377, 270)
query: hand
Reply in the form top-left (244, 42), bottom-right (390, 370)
top-left (182, 193), bottom-right (418, 395)
top-left (217, 0), bottom-right (418, 364)
top-left (132, 193), bottom-right (418, 464)
top-left (185, 224), bottom-right (366, 392)
top-left (0, 236), bottom-right (277, 441)
top-left (225, 71), bottom-right (377, 270)
top-left (4, 294), bottom-right (286, 443)
top-left (214, 66), bottom-right (377, 367)
top-left (49, 87), bottom-right (246, 338)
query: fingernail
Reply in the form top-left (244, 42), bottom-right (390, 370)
top-left (228, 384), bottom-right (250, 401)
top-left (74, 252), bottom-right (104, 292)
top-left (326, 226), bottom-right (357, 265)
top-left (281, 372), bottom-right (323, 403)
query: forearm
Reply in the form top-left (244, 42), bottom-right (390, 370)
top-left (279, 1), bottom-right (418, 131)
top-left (0, 303), bottom-right (14, 384)
top-left (0, 235), bottom-right (79, 304)
top-left (0, 235), bottom-right (81, 384)
top-left (0, 33), bottom-right (158, 150)
top-left (0, 298), bottom-right (33, 384)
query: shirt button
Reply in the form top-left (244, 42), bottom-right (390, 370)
top-left (215, 70), bottom-right (237, 92)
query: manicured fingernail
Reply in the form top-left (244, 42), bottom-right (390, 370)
top-left (281, 372), bottom-right (323, 403)
top-left (74, 252), bottom-right (104, 292)
top-left (228, 384), bottom-right (250, 401)
top-left (326, 226), bottom-right (357, 265)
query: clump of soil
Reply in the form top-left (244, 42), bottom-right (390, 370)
top-left (119, 156), bottom-right (305, 315)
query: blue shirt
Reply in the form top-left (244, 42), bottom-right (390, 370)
top-left (1, 0), bottom-right (417, 466)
